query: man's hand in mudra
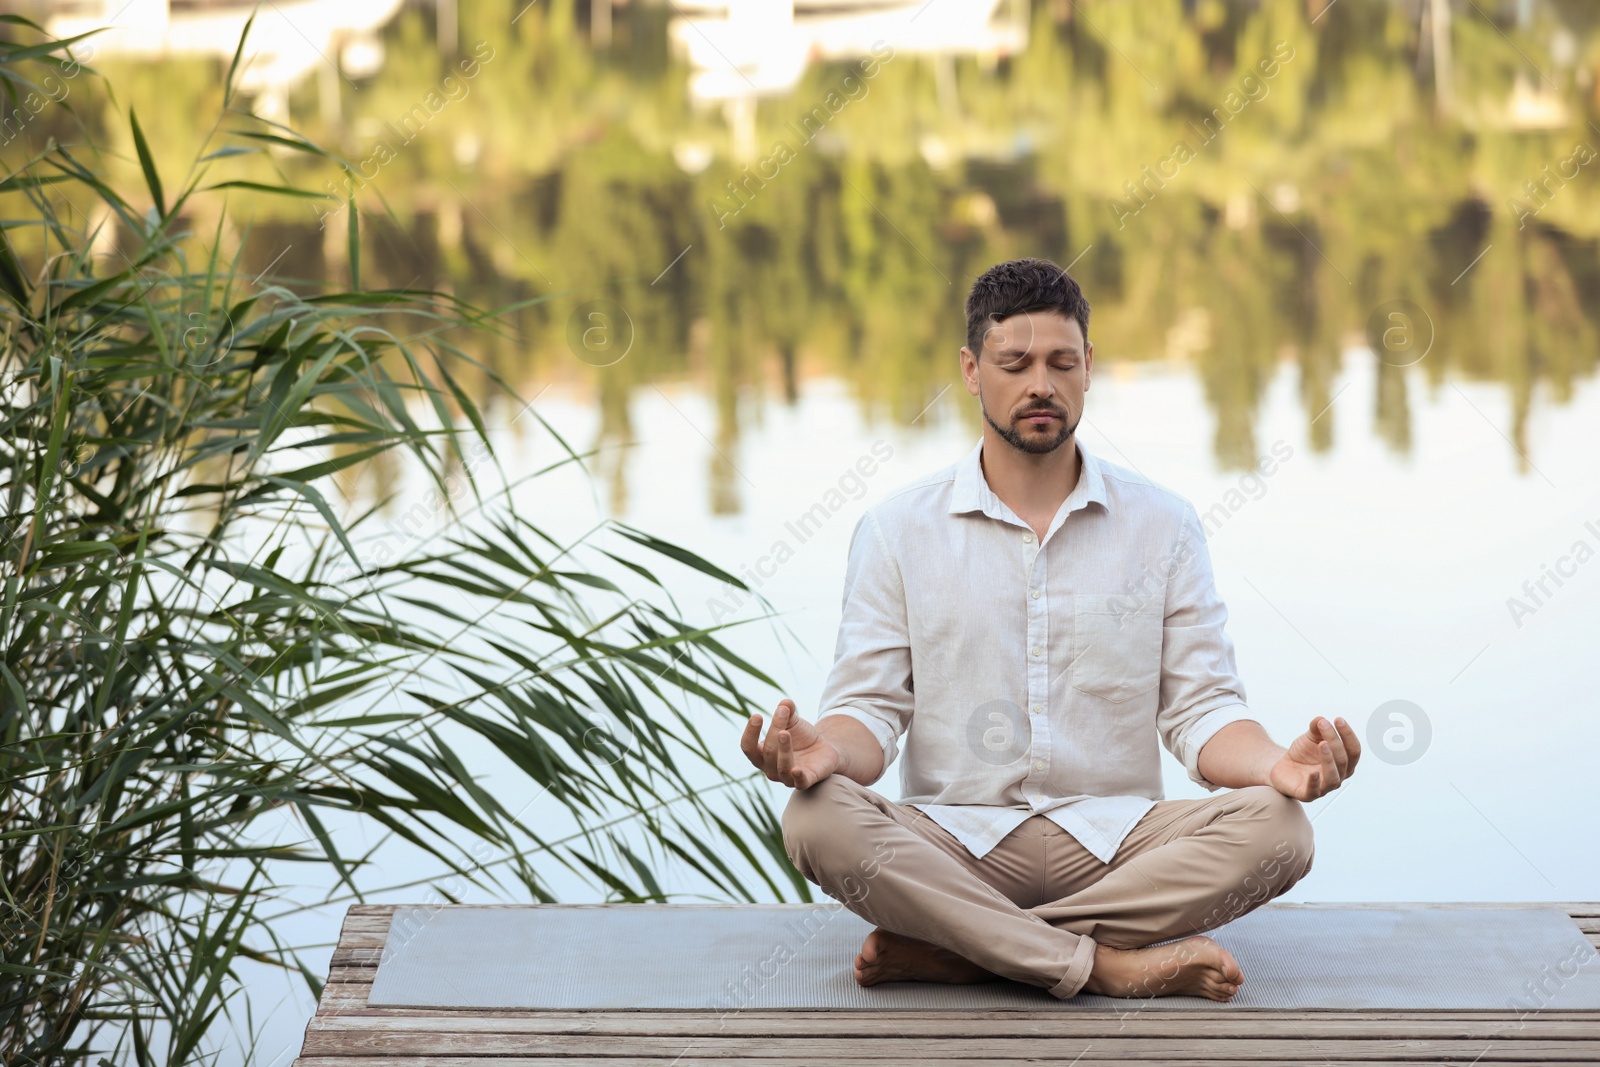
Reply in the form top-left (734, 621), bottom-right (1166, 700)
top-left (1269, 716), bottom-right (1361, 801)
top-left (741, 698), bottom-right (842, 790)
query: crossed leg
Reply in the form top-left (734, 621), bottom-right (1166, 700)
top-left (781, 775), bottom-right (1314, 1000)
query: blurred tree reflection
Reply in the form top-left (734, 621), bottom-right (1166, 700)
top-left (9, 0), bottom-right (1599, 508)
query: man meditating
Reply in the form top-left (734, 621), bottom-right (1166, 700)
top-left (739, 257), bottom-right (1360, 1002)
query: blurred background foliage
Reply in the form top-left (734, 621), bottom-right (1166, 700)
top-left (5, 0), bottom-right (1599, 508)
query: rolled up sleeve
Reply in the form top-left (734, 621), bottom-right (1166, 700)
top-left (815, 510), bottom-right (914, 776)
top-left (1156, 503), bottom-right (1260, 791)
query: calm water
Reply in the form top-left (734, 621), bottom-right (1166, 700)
top-left (10, 0), bottom-right (1600, 1061)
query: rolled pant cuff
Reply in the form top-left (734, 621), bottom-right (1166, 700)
top-left (1048, 932), bottom-right (1099, 1000)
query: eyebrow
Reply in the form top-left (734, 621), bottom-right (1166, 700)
top-left (993, 347), bottom-right (1080, 358)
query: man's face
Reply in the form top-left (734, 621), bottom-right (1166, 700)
top-left (960, 309), bottom-right (1091, 456)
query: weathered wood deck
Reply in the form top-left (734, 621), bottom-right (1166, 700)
top-left (292, 902), bottom-right (1600, 1065)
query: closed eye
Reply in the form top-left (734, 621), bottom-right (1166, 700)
top-left (1004, 363), bottom-right (1076, 372)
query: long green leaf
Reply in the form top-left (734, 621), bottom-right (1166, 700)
top-left (128, 109), bottom-right (165, 219)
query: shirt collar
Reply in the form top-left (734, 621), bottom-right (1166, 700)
top-left (949, 434), bottom-right (1109, 519)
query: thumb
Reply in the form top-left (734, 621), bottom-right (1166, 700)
top-left (783, 705), bottom-right (822, 748)
top-left (1287, 721), bottom-right (1324, 762)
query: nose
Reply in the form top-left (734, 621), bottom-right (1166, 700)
top-left (1029, 362), bottom-right (1055, 399)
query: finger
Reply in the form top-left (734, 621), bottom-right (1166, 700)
top-left (788, 728), bottom-right (816, 790)
top-left (1307, 716), bottom-right (1324, 748)
top-left (762, 703), bottom-right (788, 761)
top-left (1316, 717), bottom-right (1350, 775)
top-left (776, 728), bottom-right (796, 787)
top-left (759, 715), bottom-right (786, 780)
top-left (1296, 718), bottom-right (1323, 763)
top-left (1318, 740), bottom-right (1340, 794)
top-left (1334, 715), bottom-right (1361, 774)
top-left (740, 714), bottom-right (764, 768)
top-left (1325, 716), bottom-right (1352, 775)
top-left (1303, 719), bottom-right (1332, 764)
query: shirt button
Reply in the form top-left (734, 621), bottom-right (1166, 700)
top-left (1030, 647), bottom-right (1042, 657)
top-left (1022, 532), bottom-right (1034, 543)
top-left (1033, 761), bottom-right (1046, 771)
top-left (1032, 704), bottom-right (1042, 713)
top-left (1030, 588), bottom-right (1040, 599)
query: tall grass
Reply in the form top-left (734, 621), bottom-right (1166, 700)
top-left (0, 15), bottom-right (803, 1066)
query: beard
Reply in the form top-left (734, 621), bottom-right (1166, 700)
top-left (980, 389), bottom-right (1078, 455)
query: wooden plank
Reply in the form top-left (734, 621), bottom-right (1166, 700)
top-left (310, 976), bottom-right (1600, 1020)
top-left (300, 1012), bottom-right (1600, 1038)
top-left (302, 1017), bottom-right (1600, 1030)
top-left (291, 1056), bottom-right (1589, 1067)
top-left (309, 985), bottom-right (1600, 1024)
top-left (299, 1030), bottom-right (1600, 1058)
top-left (305, 1012), bottom-right (1600, 1037)
top-left (343, 902), bottom-right (1600, 913)
top-left (328, 957), bottom-right (384, 975)
top-left (334, 941), bottom-right (387, 956)
top-left (325, 965), bottom-right (377, 980)
top-left (273, 1063), bottom-right (1404, 1067)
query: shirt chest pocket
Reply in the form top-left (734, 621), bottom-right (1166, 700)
top-left (1070, 595), bottom-right (1163, 704)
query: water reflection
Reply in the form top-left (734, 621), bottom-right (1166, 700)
top-left (44, 0), bottom-right (402, 124)
top-left (8, 0), bottom-right (1600, 515)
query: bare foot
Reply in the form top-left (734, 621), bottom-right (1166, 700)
top-left (853, 928), bottom-right (994, 987)
top-left (1080, 935), bottom-right (1244, 1001)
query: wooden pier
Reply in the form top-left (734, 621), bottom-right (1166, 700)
top-left (292, 902), bottom-right (1600, 1065)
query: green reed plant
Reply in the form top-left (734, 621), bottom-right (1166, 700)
top-left (0, 15), bottom-right (804, 1066)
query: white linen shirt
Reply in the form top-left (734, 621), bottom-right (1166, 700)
top-left (815, 434), bottom-right (1261, 864)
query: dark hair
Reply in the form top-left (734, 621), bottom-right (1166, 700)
top-left (964, 257), bottom-right (1090, 360)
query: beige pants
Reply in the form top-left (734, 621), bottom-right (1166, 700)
top-left (782, 776), bottom-right (1315, 999)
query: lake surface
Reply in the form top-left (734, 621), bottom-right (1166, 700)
top-left (14, 0), bottom-right (1600, 1061)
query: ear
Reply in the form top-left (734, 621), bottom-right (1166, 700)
top-left (960, 345), bottom-right (981, 396)
top-left (1083, 340), bottom-right (1093, 390)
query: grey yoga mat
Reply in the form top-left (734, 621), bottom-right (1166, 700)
top-left (365, 902), bottom-right (1600, 1011)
